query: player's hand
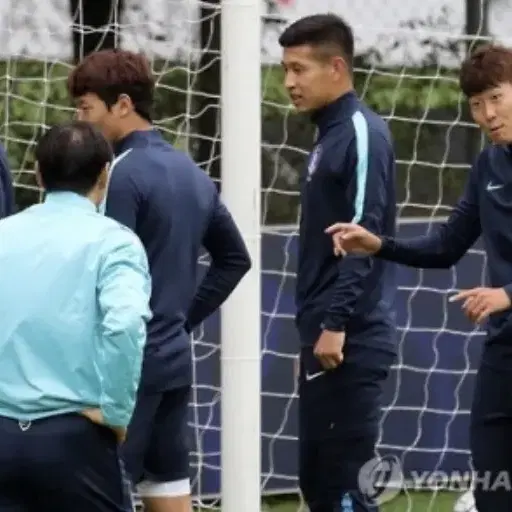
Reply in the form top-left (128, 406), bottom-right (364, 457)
top-left (313, 330), bottom-right (345, 369)
top-left (449, 287), bottom-right (512, 324)
top-left (80, 408), bottom-right (127, 444)
top-left (324, 223), bottom-right (382, 257)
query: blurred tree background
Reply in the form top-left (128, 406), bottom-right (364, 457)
top-left (4, 0), bottom-right (491, 221)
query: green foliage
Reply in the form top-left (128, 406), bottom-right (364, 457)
top-left (357, 70), bottom-right (461, 112)
top-left (0, 61), bottom-right (73, 167)
top-left (261, 64), bottom-right (462, 113)
top-left (259, 64), bottom-right (467, 220)
top-left (3, 59), bottom-right (467, 219)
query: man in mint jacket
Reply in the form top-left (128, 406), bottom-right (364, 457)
top-left (0, 120), bottom-right (152, 511)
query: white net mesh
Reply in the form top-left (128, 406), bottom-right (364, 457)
top-left (2, 0), bottom-right (497, 510)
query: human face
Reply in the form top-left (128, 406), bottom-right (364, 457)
top-left (282, 45), bottom-right (344, 112)
top-left (74, 93), bottom-right (123, 142)
top-left (469, 83), bottom-right (512, 143)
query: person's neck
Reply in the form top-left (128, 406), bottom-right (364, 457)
top-left (325, 82), bottom-right (354, 105)
top-left (115, 118), bottom-right (153, 142)
top-left (86, 188), bottom-right (103, 208)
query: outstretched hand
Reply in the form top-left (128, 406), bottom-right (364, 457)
top-left (449, 287), bottom-right (511, 324)
top-left (324, 223), bottom-right (382, 257)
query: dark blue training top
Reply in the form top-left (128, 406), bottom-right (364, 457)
top-left (107, 129), bottom-right (251, 391)
top-left (296, 91), bottom-right (397, 353)
top-left (0, 143), bottom-right (15, 218)
top-left (379, 144), bottom-right (512, 367)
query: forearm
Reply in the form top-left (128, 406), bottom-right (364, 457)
top-left (323, 255), bottom-right (373, 331)
top-left (188, 263), bottom-right (250, 329)
top-left (99, 322), bottom-right (146, 427)
top-left (190, 199), bottom-right (251, 329)
top-left (503, 283), bottom-right (512, 301)
top-left (377, 233), bottom-right (465, 269)
top-left (97, 233), bottom-right (152, 427)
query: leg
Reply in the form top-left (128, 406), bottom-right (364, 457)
top-left (299, 424), bottom-right (381, 511)
top-left (27, 414), bottom-right (134, 511)
top-left (0, 417), bottom-right (32, 511)
top-left (317, 434), bottom-right (380, 512)
top-left (121, 391), bottom-right (161, 486)
top-left (136, 386), bottom-right (192, 512)
top-left (470, 362), bottom-right (512, 512)
top-left (299, 346), bottom-right (390, 511)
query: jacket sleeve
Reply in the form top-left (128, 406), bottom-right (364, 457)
top-left (377, 161), bottom-right (481, 268)
top-left (323, 127), bottom-right (394, 332)
top-left (187, 193), bottom-right (251, 330)
top-left (96, 229), bottom-right (152, 427)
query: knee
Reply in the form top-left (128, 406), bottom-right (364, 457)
top-left (137, 478), bottom-right (191, 498)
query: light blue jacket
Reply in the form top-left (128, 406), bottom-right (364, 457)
top-left (0, 192), bottom-right (152, 427)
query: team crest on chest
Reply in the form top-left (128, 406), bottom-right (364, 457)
top-left (307, 144), bottom-right (322, 182)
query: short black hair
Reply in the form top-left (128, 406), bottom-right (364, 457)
top-left (35, 121), bottom-right (112, 195)
top-left (278, 14), bottom-right (354, 68)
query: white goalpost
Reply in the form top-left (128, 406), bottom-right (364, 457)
top-left (220, 1), bottom-right (262, 511)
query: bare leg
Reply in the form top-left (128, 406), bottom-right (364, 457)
top-left (138, 479), bottom-right (192, 512)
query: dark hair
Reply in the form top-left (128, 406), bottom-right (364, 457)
top-left (35, 121), bottom-right (112, 194)
top-left (67, 49), bottom-right (154, 121)
top-left (459, 44), bottom-right (512, 97)
top-left (278, 14), bottom-right (354, 68)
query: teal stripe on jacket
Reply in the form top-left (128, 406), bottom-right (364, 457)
top-left (351, 110), bottom-right (370, 224)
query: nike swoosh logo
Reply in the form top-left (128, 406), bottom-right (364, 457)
top-left (305, 371), bottom-right (326, 381)
top-left (487, 183), bottom-right (504, 191)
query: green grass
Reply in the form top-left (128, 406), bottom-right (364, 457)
top-left (263, 492), bottom-right (459, 511)
top-left (193, 491), bottom-right (460, 511)
top-left (380, 491), bottom-right (458, 511)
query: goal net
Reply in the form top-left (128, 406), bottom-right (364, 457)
top-left (2, 0), bottom-right (491, 509)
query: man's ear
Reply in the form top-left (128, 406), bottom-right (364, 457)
top-left (331, 55), bottom-right (348, 80)
top-left (115, 94), bottom-right (134, 118)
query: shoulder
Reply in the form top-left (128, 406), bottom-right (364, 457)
top-left (0, 203), bottom-right (39, 226)
top-left (471, 144), bottom-right (502, 183)
top-left (108, 147), bottom-right (151, 197)
top-left (348, 105), bottom-right (393, 149)
top-left (472, 144), bottom-right (495, 173)
top-left (111, 147), bottom-right (144, 178)
top-left (0, 210), bottom-right (23, 234)
top-left (481, 143), bottom-right (505, 163)
top-left (328, 107), bottom-right (394, 171)
top-left (114, 143), bottom-right (206, 178)
top-left (104, 216), bottom-right (143, 246)
top-left (97, 219), bottom-right (148, 269)
top-left (0, 142), bottom-right (9, 164)
top-left (89, 213), bottom-right (142, 251)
